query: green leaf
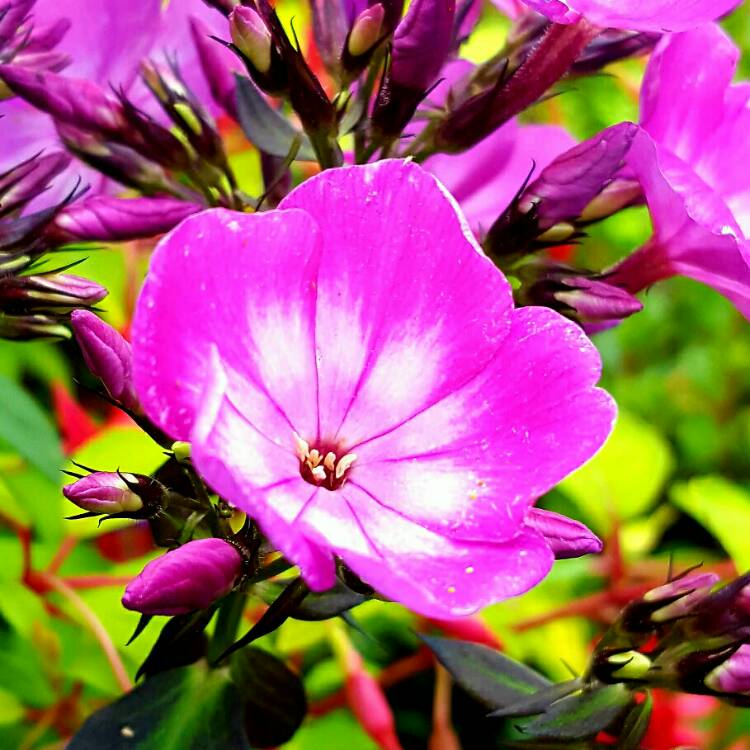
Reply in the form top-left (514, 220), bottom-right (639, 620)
top-left (0, 373), bottom-right (62, 482)
top-left (616, 692), bottom-right (653, 750)
top-left (422, 635), bottom-right (550, 709)
top-left (69, 664), bottom-right (251, 750)
top-left (671, 476), bottom-right (750, 569)
top-left (522, 684), bottom-right (634, 741)
top-left (235, 75), bottom-right (316, 161)
top-left (231, 646), bottom-right (307, 747)
top-left (560, 410), bottom-right (674, 533)
top-left (0, 630), bottom-right (56, 707)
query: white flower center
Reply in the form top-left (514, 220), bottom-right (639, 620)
top-left (294, 433), bottom-right (357, 490)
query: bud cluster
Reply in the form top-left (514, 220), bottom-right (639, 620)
top-left (0, 61), bottom-right (241, 208)
top-left (591, 571), bottom-right (750, 705)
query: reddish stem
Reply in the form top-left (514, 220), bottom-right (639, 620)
top-left (46, 536), bottom-right (79, 576)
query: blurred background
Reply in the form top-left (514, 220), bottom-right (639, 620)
top-left (1, 1), bottom-right (750, 747)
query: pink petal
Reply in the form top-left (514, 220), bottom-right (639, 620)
top-left (132, 208), bottom-right (323, 443)
top-left (278, 159), bottom-right (514, 447)
top-left (641, 25), bottom-right (739, 168)
top-left (612, 131), bottom-right (750, 318)
top-left (305, 483), bottom-right (554, 617)
top-left (191, 351), bottom-right (336, 591)
top-left (347, 306), bottom-right (615, 542)
top-left (519, 0), bottom-right (739, 32)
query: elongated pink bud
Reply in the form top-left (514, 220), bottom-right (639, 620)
top-left (71, 310), bottom-right (139, 412)
top-left (63, 472), bottom-right (143, 515)
top-left (526, 508), bottom-right (603, 559)
top-left (53, 196), bottom-right (202, 243)
top-left (122, 538), bottom-right (243, 616)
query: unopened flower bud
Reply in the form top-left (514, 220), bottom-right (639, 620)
top-left (372, 0), bottom-right (455, 137)
top-left (706, 645), bottom-right (750, 695)
top-left (0, 151), bottom-right (70, 214)
top-left (190, 17), bottom-right (240, 121)
top-left (552, 276), bottom-right (643, 327)
top-left (606, 650), bottom-right (652, 680)
top-left (390, 0), bottom-right (455, 91)
top-left (644, 573), bottom-right (720, 623)
top-left (172, 441), bottom-right (192, 462)
top-left (579, 179), bottom-right (642, 223)
top-left (70, 310), bottom-right (140, 411)
top-left (347, 4), bottom-right (385, 57)
top-left (0, 274), bottom-right (107, 310)
top-left (520, 123), bottom-right (640, 230)
top-left (53, 196), bottom-right (202, 244)
top-left (0, 65), bottom-right (125, 134)
top-left (526, 507), bottom-right (603, 559)
top-left (230, 6), bottom-right (273, 75)
top-left (0, 312), bottom-right (70, 340)
top-left (63, 472), bottom-right (145, 515)
top-left (122, 538), bottom-right (244, 616)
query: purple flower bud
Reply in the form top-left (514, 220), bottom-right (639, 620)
top-left (0, 312), bottom-right (70, 341)
top-left (52, 197), bottom-right (202, 243)
top-left (644, 573), bottom-right (720, 622)
top-left (390, 0), bottom-right (455, 91)
top-left (310, 0), bottom-right (353, 75)
top-left (553, 276), bottom-right (643, 325)
top-left (0, 151), bottom-right (71, 215)
top-left (0, 274), bottom-right (107, 309)
top-left (520, 123), bottom-right (640, 230)
top-left (230, 6), bottom-right (273, 75)
top-left (70, 310), bottom-right (139, 411)
top-left (63, 472), bottom-right (144, 515)
top-left (706, 645), bottom-right (750, 695)
top-left (0, 65), bottom-right (125, 134)
top-left (572, 30), bottom-right (660, 74)
top-left (526, 508), bottom-right (602, 560)
top-left (0, 1), bottom-right (36, 48)
top-left (436, 20), bottom-right (599, 152)
top-left (122, 538), bottom-right (244, 616)
top-left (347, 4), bottom-right (385, 57)
top-left (190, 17), bottom-right (240, 121)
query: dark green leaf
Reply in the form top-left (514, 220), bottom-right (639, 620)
top-left (68, 664), bottom-right (250, 750)
top-left (136, 609), bottom-right (213, 680)
top-left (258, 581), bottom-right (367, 621)
top-left (235, 75), bottom-right (316, 161)
top-left (217, 577), bottom-right (309, 662)
top-left (0, 373), bottom-right (62, 481)
top-left (522, 684), bottom-right (635, 741)
top-left (489, 680), bottom-right (583, 718)
top-left (231, 646), bottom-right (307, 747)
top-left (615, 692), bottom-right (653, 750)
top-left (421, 635), bottom-right (550, 709)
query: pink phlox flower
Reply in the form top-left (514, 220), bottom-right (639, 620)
top-left (132, 159), bottom-right (614, 617)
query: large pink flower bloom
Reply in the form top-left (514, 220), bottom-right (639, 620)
top-left (132, 160), bottom-right (614, 617)
top-left (608, 25), bottom-right (750, 318)
top-left (514, 0), bottom-right (738, 32)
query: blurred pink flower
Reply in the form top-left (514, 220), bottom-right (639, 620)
top-left (514, 0), bottom-right (738, 32)
top-left (132, 159), bottom-right (614, 617)
top-left (608, 25), bottom-right (750, 318)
